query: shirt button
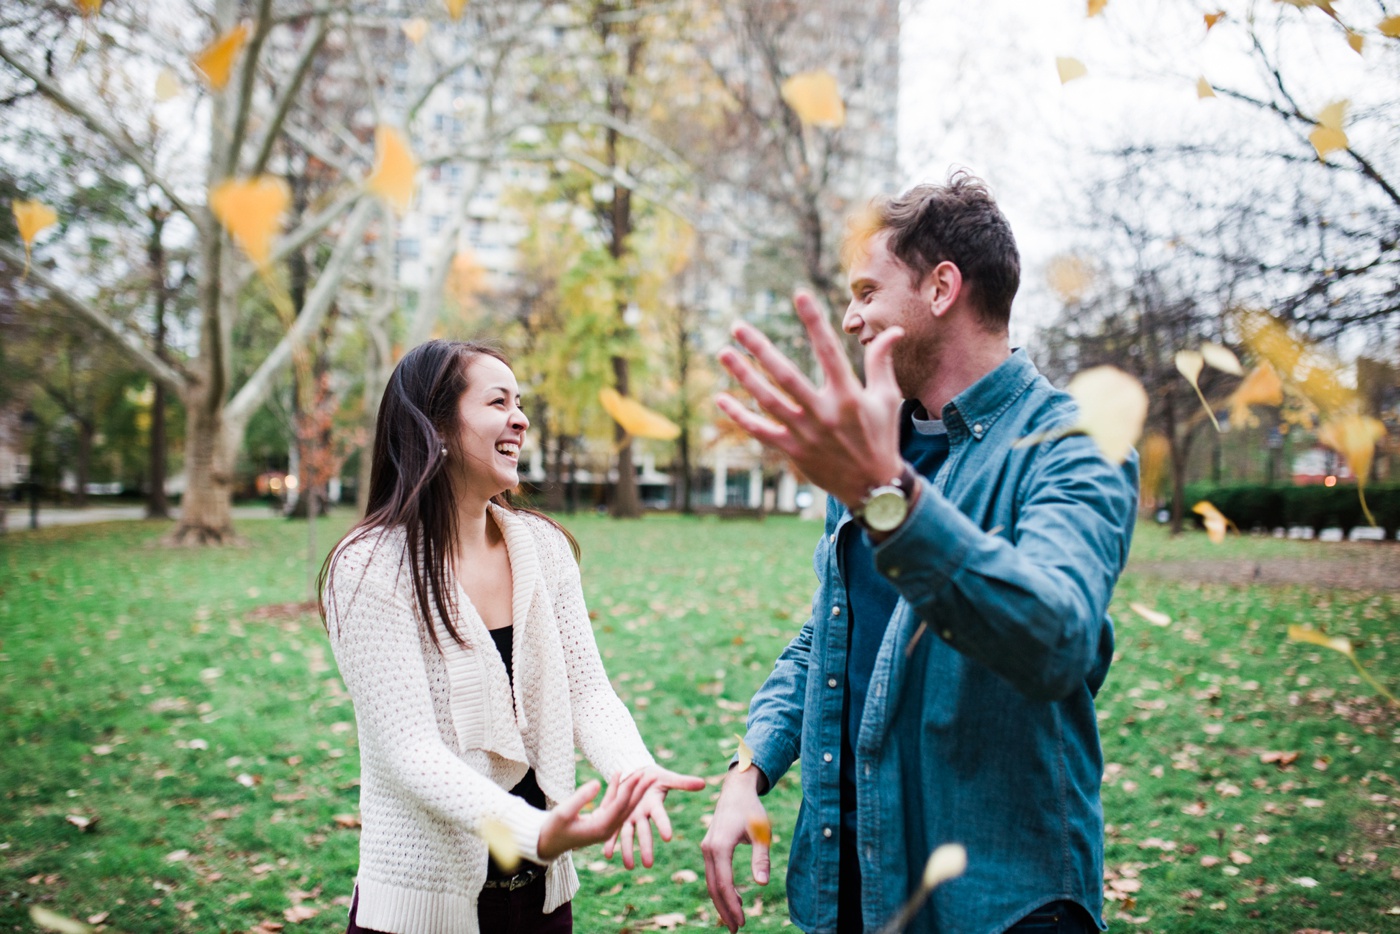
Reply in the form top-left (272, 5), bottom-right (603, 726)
top-left (827, 677), bottom-right (838, 688)
top-left (823, 827), bottom-right (833, 839)
top-left (823, 752), bottom-right (833, 762)
top-left (832, 606), bottom-right (841, 617)
top-left (829, 533), bottom-right (836, 543)
top-left (973, 423), bottom-right (984, 434)
top-left (888, 567), bottom-right (900, 578)
top-left (941, 629), bottom-right (953, 640)
top-left (864, 764), bottom-right (872, 777)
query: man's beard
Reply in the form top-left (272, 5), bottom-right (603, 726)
top-left (890, 314), bottom-right (944, 401)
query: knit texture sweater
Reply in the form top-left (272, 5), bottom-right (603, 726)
top-left (325, 504), bottom-right (655, 934)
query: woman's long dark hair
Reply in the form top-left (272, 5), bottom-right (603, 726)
top-left (319, 339), bottom-right (577, 648)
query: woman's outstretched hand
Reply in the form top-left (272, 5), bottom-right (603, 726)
top-left (537, 771), bottom-right (658, 862)
top-left (603, 765), bottom-right (708, 869)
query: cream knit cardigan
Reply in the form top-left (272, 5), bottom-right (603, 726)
top-left (325, 504), bottom-right (655, 934)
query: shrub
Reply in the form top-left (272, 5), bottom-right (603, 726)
top-left (1179, 483), bottom-right (1400, 539)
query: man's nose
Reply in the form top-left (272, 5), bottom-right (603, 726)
top-left (841, 304), bottom-right (862, 335)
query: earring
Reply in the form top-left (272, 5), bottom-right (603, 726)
top-left (440, 446), bottom-right (448, 457)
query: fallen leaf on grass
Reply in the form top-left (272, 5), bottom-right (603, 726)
top-left (29, 908), bottom-right (89, 934)
top-left (166, 849), bottom-right (189, 862)
top-left (283, 906), bottom-right (319, 923)
top-left (670, 868), bottom-right (698, 883)
top-left (1260, 750), bottom-right (1300, 767)
top-left (85, 914), bottom-right (108, 926)
top-left (1291, 876), bottom-right (1320, 887)
top-left (640, 913), bottom-right (687, 931)
top-left (1128, 603), bottom-right (1171, 626)
top-left (250, 922), bottom-right (285, 934)
top-left (333, 813), bottom-right (361, 828)
top-left (65, 814), bottom-right (99, 832)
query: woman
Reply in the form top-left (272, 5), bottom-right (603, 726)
top-left (321, 340), bottom-right (703, 934)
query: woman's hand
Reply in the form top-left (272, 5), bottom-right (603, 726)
top-left (537, 771), bottom-right (658, 862)
top-left (603, 765), bottom-right (708, 869)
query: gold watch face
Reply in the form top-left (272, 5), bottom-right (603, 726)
top-left (862, 487), bottom-right (908, 532)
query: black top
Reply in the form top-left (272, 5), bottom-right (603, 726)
top-left (485, 625), bottom-right (548, 877)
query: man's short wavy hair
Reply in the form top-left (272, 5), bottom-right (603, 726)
top-left (844, 170), bottom-right (1021, 333)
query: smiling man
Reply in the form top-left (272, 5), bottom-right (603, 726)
top-left (700, 172), bottom-right (1139, 934)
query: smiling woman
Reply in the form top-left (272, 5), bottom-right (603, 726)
top-left (317, 340), bottom-right (704, 934)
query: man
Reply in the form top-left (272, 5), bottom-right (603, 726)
top-left (700, 172), bottom-right (1137, 934)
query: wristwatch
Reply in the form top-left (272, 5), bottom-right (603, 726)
top-left (852, 463), bottom-right (920, 533)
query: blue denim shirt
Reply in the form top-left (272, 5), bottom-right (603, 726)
top-left (744, 350), bottom-right (1138, 934)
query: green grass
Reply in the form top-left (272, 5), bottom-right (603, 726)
top-left (1, 516), bottom-right (1397, 933)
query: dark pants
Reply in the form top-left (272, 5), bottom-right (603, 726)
top-left (346, 878), bottom-right (573, 934)
top-left (1004, 900), bottom-right (1097, 934)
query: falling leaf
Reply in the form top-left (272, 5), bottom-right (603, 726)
top-left (1276, 0), bottom-right (1339, 19)
top-left (481, 817), bottom-right (520, 873)
top-left (366, 126), bottom-right (417, 214)
top-left (1236, 310), bottom-right (1353, 414)
top-left (1138, 433), bottom-right (1170, 504)
top-left (1087, 0), bottom-right (1108, 16)
top-left (1226, 363), bottom-right (1284, 427)
top-left (1191, 500), bottom-right (1234, 543)
top-left (922, 843), bottom-right (967, 889)
top-left (29, 908), bottom-right (89, 934)
top-left (1016, 367), bottom-right (1147, 463)
top-left (12, 199), bottom-right (58, 276)
top-left (1316, 414), bottom-right (1386, 525)
top-left (780, 70), bottom-right (846, 128)
top-left (1046, 253), bottom-right (1094, 303)
top-left (747, 815), bottom-right (772, 846)
top-left (1379, 15), bottom-right (1400, 37)
top-left (735, 734), bottom-right (753, 772)
top-left (155, 68), bottom-right (182, 101)
top-left (599, 387), bottom-right (681, 441)
top-left (1196, 76), bottom-right (1216, 98)
top-left (1176, 349), bottom-right (1221, 432)
top-left (1129, 603), bottom-right (1171, 627)
top-left (1309, 99), bottom-right (1349, 159)
top-left (74, 0), bottom-right (101, 17)
top-left (1288, 625), bottom-right (1398, 706)
top-left (444, 0), bottom-right (468, 20)
top-left (1204, 11), bottom-right (1225, 29)
top-left (1200, 343), bottom-right (1243, 376)
top-left (209, 176), bottom-right (290, 270)
top-left (1056, 56), bottom-right (1088, 84)
top-left (401, 18), bottom-right (428, 43)
top-left (1346, 29), bottom-right (1365, 53)
top-left (193, 24), bottom-right (249, 91)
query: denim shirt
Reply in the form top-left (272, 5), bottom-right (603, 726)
top-left (743, 350), bottom-right (1138, 934)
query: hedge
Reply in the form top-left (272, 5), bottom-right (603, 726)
top-left (1177, 483), bottom-right (1400, 539)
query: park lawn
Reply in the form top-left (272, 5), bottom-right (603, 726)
top-left (0, 514), bottom-right (1395, 933)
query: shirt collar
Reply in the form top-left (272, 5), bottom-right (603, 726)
top-left (900, 348), bottom-right (1040, 444)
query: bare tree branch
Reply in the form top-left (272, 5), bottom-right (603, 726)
top-left (249, 14), bottom-right (332, 175)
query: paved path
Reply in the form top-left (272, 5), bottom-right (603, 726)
top-left (2, 504), bottom-right (280, 532)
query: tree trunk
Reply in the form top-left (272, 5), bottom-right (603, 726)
top-left (610, 355), bottom-right (641, 518)
top-left (74, 419), bottom-right (93, 508)
top-left (1164, 392), bottom-right (1187, 536)
top-left (172, 381), bottom-right (235, 543)
top-left (147, 207), bottom-right (170, 519)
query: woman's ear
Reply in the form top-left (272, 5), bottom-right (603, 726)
top-left (923, 260), bottom-right (963, 319)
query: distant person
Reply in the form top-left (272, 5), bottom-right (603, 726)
top-left (321, 340), bottom-right (704, 934)
top-left (701, 173), bottom-right (1138, 933)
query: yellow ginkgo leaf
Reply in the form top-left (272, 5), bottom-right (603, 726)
top-left (1204, 11), bottom-right (1225, 30)
top-left (1316, 99), bottom-right (1348, 131)
top-left (1191, 500), bottom-right (1234, 544)
top-left (1276, 0), bottom-right (1339, 19)
top-left (1056, 57), bottom-right (1088, 84)
top-left (1069, 366), bottom-right (1148, 464)
top-left (922, 843), bottom-right (968, 891)
top-left (1176, 349), bottom-right (1221, 432)
top-left (1046, 253), bottom-right (1094, 303)
top-left (13, 200), bottom-right (58, 277)
top-left (1309, 126), bottom-right (1348, 159)
top-left (1287, 625), bottom-right (1351, 655)
top-left (735, 734), bottom-right (753, 772)
top-left (444, 0), bottom-right (468, 20)
top-left (155, 68), bottom-right (182, 101)
top-left (28, 908), bottom-right (88, 934)
top-left (1317, 413), bottom-right (1386, 525)
top-left (74, 0), bottom-right (102, 17)
top-left (1196, 76), bottom-right (1216, 99)
top-left (209, 176), bottom-right (290, 269)
top-left (599, 387), bottom-right (681, 441)
top-left (1379, 15), bottom-right (1400, 37)
top-left (480, 817), bottom-right (520, 873)
top-left (780, 70), bottom-right (846, 128)
top-left (402, 18), bottom-right (428, 43)
top-left (1201, 343), bottom-right (1243, 376)
top-left (1236, 310), bottom-right (1353, 414)
top-left (193, 24), bottom-right (248, 91)
top-left (1346, 29), bottom-right (1365, 53)
top-left (748, 815), bottom-right (773, 846)
top-left (366, 126), bottom-right (418, 215)
top-left (1138, 433), bottom-right (1171, 504)
top-left (1087, 0), bottom-right (1108, 17)
top-left (1227, 363), bottom-right (1284, 427)
top-left (1130, 602), bottom-right (1172, 626)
